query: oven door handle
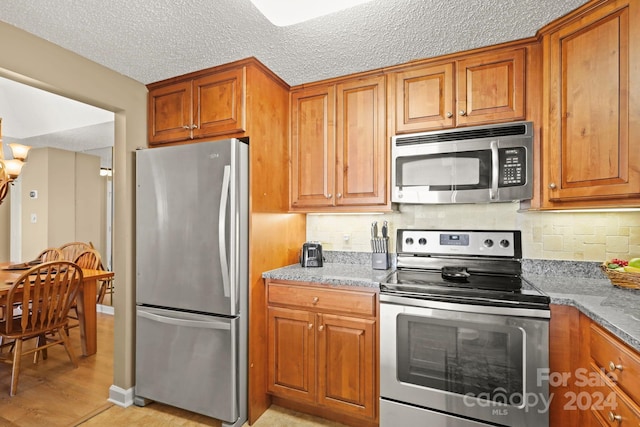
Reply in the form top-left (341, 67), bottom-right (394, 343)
top-left (490, 140), bottom-right (499, 200)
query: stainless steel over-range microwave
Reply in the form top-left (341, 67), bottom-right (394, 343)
top-left (391, 121), bottom-right (534, 204)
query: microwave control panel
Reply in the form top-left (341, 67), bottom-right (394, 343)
top-left (498, 147), bottom-right (526, 187)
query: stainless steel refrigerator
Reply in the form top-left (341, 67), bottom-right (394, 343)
top-left (134, 139), bottom-right (248, 427)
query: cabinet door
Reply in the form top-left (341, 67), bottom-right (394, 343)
top-left (148, 81), bottom-right (192, 144)
top-left (456, 48), bottom-right (525, 126)
top-left (192, 68), bottom-right (245, 139)
top-left (335, 75), bottom-right (387, 207)
top-left (316, 313), bottom-right (376, 420)
top-left (267, 306), bottom-right (316, 404)
top-left (393, 63), bottom-right (454, 133)
top-left (290, 85), bottom-right (336, 208)
top-left (549, 305), bottom-right (583, 427)
top-left (545, 0), bottom-right (639, 205)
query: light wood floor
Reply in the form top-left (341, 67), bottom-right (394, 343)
top-left (0, 313), bottom-right (343, 427)
top-left (0, 313), bottom-right (114, 426)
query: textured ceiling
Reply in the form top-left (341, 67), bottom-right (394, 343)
top-left (0, 0), bottom-right (588, 87)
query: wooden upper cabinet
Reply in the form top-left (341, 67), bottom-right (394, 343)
top-left (290, 75), bottom-right (388, 211)
top-left (148, 81), bottom-right (192, 144)
top-left (394, 63), bottom-right (454, 133)
top-left (542, 0), bottom-right (640, 208)
top-left (391, 48), bottom-right (525, 133)
top-left (192, 68), bottom-right (245, 139)
top-left (148, 67), bottom-right (246, 145)
top-left (456, 48), bottom-right (525, 126)
top-left (335, 76), bottom-right (387, 207)
top-left (290, 85), bottom-right (336, 208)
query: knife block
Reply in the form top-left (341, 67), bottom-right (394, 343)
top-left (372, 252), bottom-right (390, 270)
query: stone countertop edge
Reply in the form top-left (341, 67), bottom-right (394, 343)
top-left (262, 263), bottom-right (390, 288)
top-left (262, 256), bottom-right (640, 352)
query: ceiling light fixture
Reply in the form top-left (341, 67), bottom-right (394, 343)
top-left (0, 118), bottom-right (31, 205)
top-left (250, 0), bottom-right (375, 26)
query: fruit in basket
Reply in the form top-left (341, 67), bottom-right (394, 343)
top-left (629, 258), bottom-right (640, 268)
top-left (607, 258), bottom-right (629, 269)
top-left (623, 266), bottom-right (640, 273)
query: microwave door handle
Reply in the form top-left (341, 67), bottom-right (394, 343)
top-left (490, 141), bottom-right (499, 200)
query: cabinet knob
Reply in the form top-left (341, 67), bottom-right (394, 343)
top-left (312, 296), bottom-right (319, 305)
top-left (308, 323), bottom-right (313, 330)
top-left (608, 361), bottom-right (623, 372)
top-left (182, 125), bottom-right (191, 130)
top-left (318, 325), bottom-right (324, 332)
top-left (608, 411), bottom-right (622, 422)
top-left (548, 183), bottom-right (557, 190)
top-left (336, 193), bottom-right (342, 198)
top-left (459, 110), bottom-right (467, 116)
top-left (446, 112), bottom-right (453, 118)
top-left (326, 194), bottom-right (332, 199)
top-left (191, 124), bottom-right (199, 129)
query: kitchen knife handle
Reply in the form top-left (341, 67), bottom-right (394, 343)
top-left (219, 165), bottom-right (231, 298)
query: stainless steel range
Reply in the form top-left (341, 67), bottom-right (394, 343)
top-left (380, 229), bottom-right (550, 427)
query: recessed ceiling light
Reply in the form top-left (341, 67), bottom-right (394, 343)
top-left (250, 0), bottom-right (375, 27)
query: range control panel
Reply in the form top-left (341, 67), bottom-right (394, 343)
top-left (397, 229), bottom-right (520, 258)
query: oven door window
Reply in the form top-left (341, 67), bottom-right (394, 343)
top-left (396, 314), bottom-right (524, 404)
top-left (395, 150), bottom-right (491, 191)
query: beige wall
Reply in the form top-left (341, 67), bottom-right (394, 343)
top-left (307, 203), bottom-right (640, 261)
top-left (0, 22), bottom-right (147, 394)
top-left (0, 196), bottom-right (10, 260)
top-left (18, 148), bottom-right (104, 261)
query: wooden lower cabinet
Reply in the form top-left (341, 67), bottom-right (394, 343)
top-left (549, 304), bottom-right (640, 426)
top-left (266, 280), bottom-right (378, 426)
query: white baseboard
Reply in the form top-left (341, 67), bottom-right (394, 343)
top-left (97, 304), bottom-right (114, 315)
top-left (108, 385), bottom-right (135, 407)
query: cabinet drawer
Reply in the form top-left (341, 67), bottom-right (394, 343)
top-left (268, 282), bottom-right (376, 317)
top-left (589, 368), bottom-right (640, 426)
top-left (590, 324), bottom-right (640, 405)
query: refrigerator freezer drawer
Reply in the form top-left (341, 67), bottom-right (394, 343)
top-left (135, 306), bottom-right (238, 423)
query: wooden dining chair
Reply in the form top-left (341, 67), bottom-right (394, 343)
top-left (86, 242), bottom-right (113, 306)
top-left (59, 242), bottom-right (91, 262)
top-left (35, 247), bottom-right (63, 263)
top-left (66, 249), bottom-right (102, 331)
top-left (0, 248), bottom-right (63, 337)
top-left (0, 261), bottom-right (82, 395)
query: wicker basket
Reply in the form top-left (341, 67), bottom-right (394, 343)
top-left (601, 263), bottom-right (640, 290)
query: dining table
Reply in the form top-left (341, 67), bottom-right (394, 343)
top-left (0, 262), bottom-right (114, 357)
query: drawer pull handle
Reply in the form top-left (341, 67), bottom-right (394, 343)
top-left (608, 411), bottom-right (622, 422)
top-left (312, 296), bottom-right (319, 305)
top-left (608, 361), bottom-right (623, 372)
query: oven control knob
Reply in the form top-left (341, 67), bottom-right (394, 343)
top-left (500, 239), bottom-right (510, 248)
top-left (484, 239), bottom-right (494, 248)
top-left (418, 238), bottom-right (427, 245)
top-left (405, 237), bottom-right (414, 245)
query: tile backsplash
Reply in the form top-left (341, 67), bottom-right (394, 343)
top-left (306, 203), bottom-right (640, 261)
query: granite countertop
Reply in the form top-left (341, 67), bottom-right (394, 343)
top-left (262, 263), bottom-right (391, 288)
top-left (262, 253), bottom-right (640, 352)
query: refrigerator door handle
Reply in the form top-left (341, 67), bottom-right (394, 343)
top-left (138, 309), bottom-right (231, 330)
top-left (219, 164), bottom-right (231, 298)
